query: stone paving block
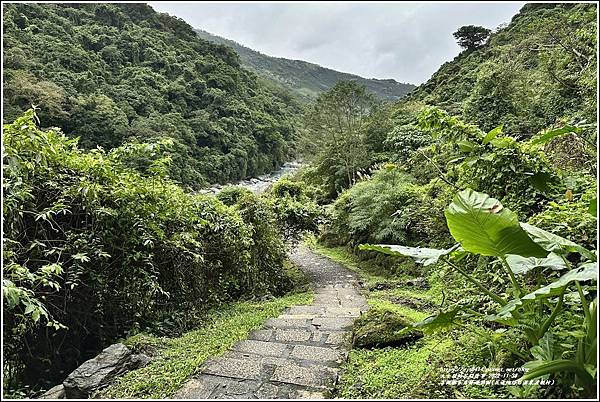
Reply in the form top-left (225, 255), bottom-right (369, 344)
top-left (323, 307), bottom-right (362, 317)
top-left (311, 317), bottom-right (354, 330)
top-left (209, 377), bottom-right (256, 399)
top-left (290, 389), bottom-right (327, 399)
top-left (325, 331), bottom-right (349, 346)
top-left (290, 344), bottom-right (346, 363)
top-left (270, 362), bottom-right (337, 388)
top-left (312, 298), bottom-right (341, 307)
top-left (264, 318), bottom-right (311, 329)
top-left (279, 313), bottom-right (320, 320)
top-left (203, 357), bottom-right (264, 380)
top-left (286, 306), bottom-right (327, 315)
top-left (224, 350), bottom-right (289, 367)
top-left (248, 329), bottom-right (273, 341)
top-left (232, 339), bottom-right (289, 357)
top-left (275, 329), bottom-right (313, 343)
top-left (338, 301), bottom-right (369, 310)
top-left (253, 382), bottom-right (281, 399)
top-left (173, 376), bottom-right (221, 399)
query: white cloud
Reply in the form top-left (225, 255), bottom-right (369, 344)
top-left (149, 1), bottom-right (524, 84)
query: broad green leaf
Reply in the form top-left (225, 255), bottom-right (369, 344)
top-left (32, 308), bottom-right (41, 323)
top-left (589, 198), bottom-right (597, 217)
top-left (505, 252), bottom-right (566, 275)
top-left (490, 136), bottom-right (516, 148)
top-left (520, 223), bottom-right (596, 261)
top-left (359, 244), bottom-right (459, 266)
top-left (457, 140), bottom-right (475, 152)
top-left (412, 306), bottom-right (465, 334)
top-left (529, 125), bottom-right (583, 146)
top-left (482, 125), bottom-right (502, 144)
top-left (72, 252), bottom-right (90, 263)
top-left (445, 189), bottom-right (548, 258)
top-left (528, 172), bottom-right (553, 194)
top-left (522, 262), bottom-right (597, 301)
top-left (490, 263), bottom-right (597, 323)
top-left (24, 302), bottom-right (36, 315)
top-left (530, 332), bottom-right (555, 362)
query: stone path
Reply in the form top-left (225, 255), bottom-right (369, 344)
top-left (174, 245), bottom-right (368, 399)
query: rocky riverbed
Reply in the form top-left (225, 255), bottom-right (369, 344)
top-left (199, 161), bottom-right (303, 195)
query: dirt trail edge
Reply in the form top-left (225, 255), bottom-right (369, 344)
top-left (174, 244), bottom-right (368, 399)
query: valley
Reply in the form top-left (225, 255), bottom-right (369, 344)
top-left (2, 2), bottom-right (597, 401)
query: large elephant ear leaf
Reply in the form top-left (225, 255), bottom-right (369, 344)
top-left (359, 244), bottom-right (459, 266)
top-left (522, 262), bottom-right (597, 301)
top-left (505, 253), bottom-right (566, 275)
top-left (445, 189), bottom-right (548, 258)
top-left (489, 262), bottom-right (597, 323)
top-left (520, 223), bottom-right (596, 262)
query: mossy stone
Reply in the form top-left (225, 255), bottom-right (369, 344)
top-left (352, 307), bottom-right (423, 349)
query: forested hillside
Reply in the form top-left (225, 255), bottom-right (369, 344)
top-left (2, 2), bottom-right (598, 400)
top-left (196, 29), bottom-right (416, 102)
top-left (296, 3), bottom-right (597, 399)
top-left (3, 3), bottom-right (302, 187)
top-left (408, 3), bottom-right (597, 137)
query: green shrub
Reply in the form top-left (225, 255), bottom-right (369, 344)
top-left (267, 179), bottom-right (323, 244)
top-left (216, 185), bottom-right (253, 206)
top-left (528, 176), bottom-right (597, 250)
top-left (1, 111), bottom-right (296, 392)
top-left (324, 168), bottom-right (452, 249)
top-left (270, 178), bottom-right (305, 198)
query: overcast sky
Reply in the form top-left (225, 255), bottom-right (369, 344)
top-left (149, 2), bottom-right (525, 84)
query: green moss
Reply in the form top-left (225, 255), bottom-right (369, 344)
top-left (308, 242), bottom-right (509, 399)
top-left (338, 331), bottom-right (511, 399)
top-left (367, 299), bottom-right (431, 323)
top-left (352, 306), bottom-right (423, 349)
top-left (337, 336), bottom-right (454, 398)
top-left (96, 291), bottom-right (312, 399)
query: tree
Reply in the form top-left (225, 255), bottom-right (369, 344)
top-left (305, 81), bottom-right (377, 196)
top-left (453, 25), bottom-right (491, 50)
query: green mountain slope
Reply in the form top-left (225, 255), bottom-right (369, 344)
top-left (406, 3), bottom-right (597, 137)
top-left (196, 29), bottom-right (416, 102)
top-left (3, 3), bottom-right (303, 187)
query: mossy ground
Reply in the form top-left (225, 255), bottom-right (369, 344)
top-left (96, 291), bottom-right (313, 399)
top-left (308, 240), bottom-right (512, 399)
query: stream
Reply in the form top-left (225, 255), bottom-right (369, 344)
top-left (198, 161), bottom-right (303, 195)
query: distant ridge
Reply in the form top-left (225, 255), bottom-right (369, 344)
top-left (195, 29), bottom-right (416, 102)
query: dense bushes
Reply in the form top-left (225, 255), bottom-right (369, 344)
top-left (3, 3), bottom-right (303, 188)
top-left (301, 4), bottom-right (597, 398)
top-left (267, 178), bottom-right (323, 244)
top-left (313, 99), bottom-right (596, 400)
top-left (1, 111), bottom-right (308, 393)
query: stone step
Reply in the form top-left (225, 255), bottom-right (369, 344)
top-left (202, 357), bottom-right (266, 380)
top-left (270, 362), bottom-right (339, 388)
top-left (311, 317), bottom-right (355, 330)
top-left (247, 328), bottom-right (349, 347)
top-left (232, 339), bottom-right (289, 357)
top-left (173, 246), bottom-right (369, 399)
top-left (264, 317), bottom-right (312, 329)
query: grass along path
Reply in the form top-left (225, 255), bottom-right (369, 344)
top-left (96, 292), bottom-right (312, 399)
top-left (307, 240), bottom-right (512, 399)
